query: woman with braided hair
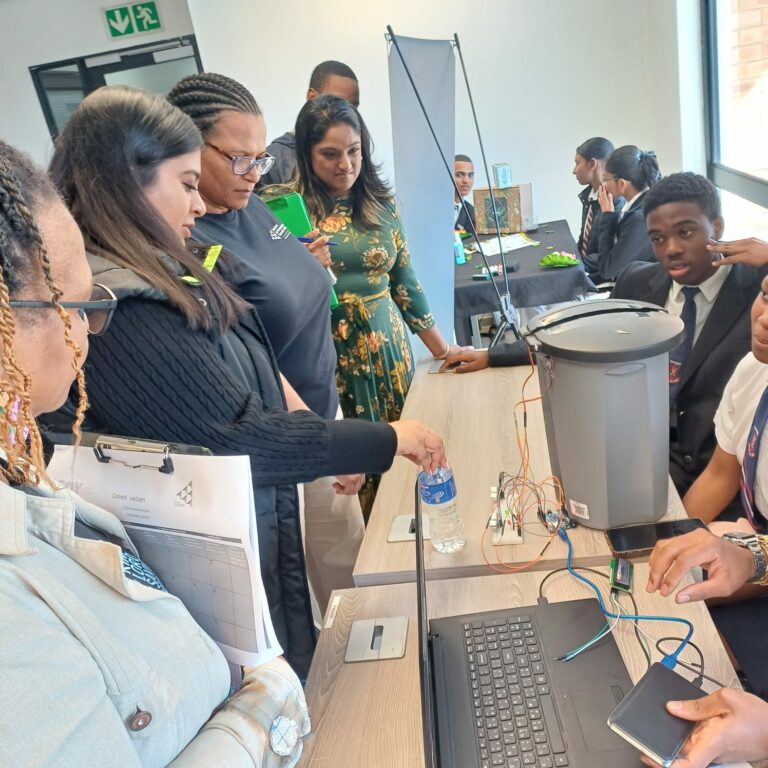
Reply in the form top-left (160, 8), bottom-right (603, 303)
top-left (43, 85), bottom-right (447, 679)
top-left (167, 72), bottom-right (365, 609)
top-left (0, 140), bottom-right (311, 766)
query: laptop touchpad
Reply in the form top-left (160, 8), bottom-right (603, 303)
top-left (565, 686), bottom-right (631, 753)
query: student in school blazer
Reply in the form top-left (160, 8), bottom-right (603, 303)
top-left (583, 190), bottom-right (655, 283)
top-left (612, 260), bottom-right (764, 496)
top-left (577, 187), bottom-right (626, 256)
top-left (456, 199), bottom-right (475, 233)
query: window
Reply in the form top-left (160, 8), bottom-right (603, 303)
top-left (704, 0), bottom-right (768, 216)
top-left (30, 35), bottom-right (201, 140)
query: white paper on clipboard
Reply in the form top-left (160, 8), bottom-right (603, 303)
top-left (48, 444), bottom-right (282, 667)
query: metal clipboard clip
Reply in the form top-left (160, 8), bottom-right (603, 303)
top-left (93, 436), bottom-right (175, 474)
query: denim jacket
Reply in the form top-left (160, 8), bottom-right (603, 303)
top-left (0, 480), bottom-right (308, 767)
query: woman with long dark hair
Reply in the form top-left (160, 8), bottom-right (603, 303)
top-left (44, 86), bottom-right (446, 677)
top-left (290, 94), bottom-right (461, 512)
top-left (583, 144), bottom-right (661, 282)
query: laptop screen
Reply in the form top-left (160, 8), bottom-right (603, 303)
top-left (414, 480), bottom-right (438, 768)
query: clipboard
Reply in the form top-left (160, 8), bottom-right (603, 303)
top-left (47, 436), bottom-right (282, 668)
top-left (91, 435), bottom-right (211, 474)
top-left (264, 192), bottom-right (340, 309)
top-left (264, 191), bottom-right (313, 237)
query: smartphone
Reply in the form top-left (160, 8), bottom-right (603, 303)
top-left (606, 518), bottom-right (706, 558)
top-left (427, 360), bottom-right (460, 374)
top-left (608, 663), bottom-right (705, 767)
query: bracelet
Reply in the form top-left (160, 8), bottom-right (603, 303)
top-left (758, 536), bottom-right (768, 586)
top-left (433, 342), bottom-right (450, 361)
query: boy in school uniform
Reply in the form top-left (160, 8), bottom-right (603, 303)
top-left (442, 173), bottom-right (764, 517)
top-left (260, 61), bottom-right (360, 187)
top-left (454, 154), bottom-right (476, 232)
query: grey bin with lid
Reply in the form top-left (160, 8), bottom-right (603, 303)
top-left (526, 299), bottom-right (685, 530)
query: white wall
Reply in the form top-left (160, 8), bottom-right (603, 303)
top-left (188, 0), bottom-right (705, 239)
top-left (0, 0), bottom-right (194, 165)
top-left (0, 0), bottom-right (704, 235)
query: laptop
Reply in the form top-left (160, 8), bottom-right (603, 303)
top-left (414, 483), bottom-right (642, 767)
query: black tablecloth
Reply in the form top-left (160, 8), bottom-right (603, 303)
top-left (454, 219), bottom-right (594, 345)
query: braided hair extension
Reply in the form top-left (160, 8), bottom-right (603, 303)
top-left (167, 72), bottom-right (261, 137)
top-left (0, 141), bottom-right (87, 485)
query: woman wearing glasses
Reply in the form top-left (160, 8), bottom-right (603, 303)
top-left (582, 144), bottom-right (661, 283)
top-left (44, 85), bottom-right (447, 680)
top-left (0, 139), bottom-right (310, 766)
top-left (167, 73), bottom-right (366, 611)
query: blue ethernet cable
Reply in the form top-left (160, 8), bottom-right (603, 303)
top-left (558, 528), bottom-right (693, 669)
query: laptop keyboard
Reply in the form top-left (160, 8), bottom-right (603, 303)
top-left (464, 616), bottom-right (569, 768)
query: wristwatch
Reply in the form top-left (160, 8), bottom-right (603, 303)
top-left (721, 531), bottom-right (767, 583)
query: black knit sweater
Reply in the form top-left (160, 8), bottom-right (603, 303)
top-left (82, 298), bottom-right (397, 482)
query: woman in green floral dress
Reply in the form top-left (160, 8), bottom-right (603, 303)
top-left (293, 95), bottom-right (462, 511)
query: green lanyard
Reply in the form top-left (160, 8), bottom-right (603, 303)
top-left (181, 245), bottom-right (222, 285)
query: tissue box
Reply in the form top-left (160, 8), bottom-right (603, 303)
top-left (473, 183), bottom-right (534, 234)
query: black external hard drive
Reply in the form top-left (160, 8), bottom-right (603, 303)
top-left (607, 662), bottom-right (707, 767)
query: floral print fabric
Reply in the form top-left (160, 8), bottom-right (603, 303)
top-left (319, 197), bottom-right (435, 424)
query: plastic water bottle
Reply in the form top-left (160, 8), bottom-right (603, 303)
top-left (418, 466), bottom-right (466, 553)
top-left (454, 231), bottom-right (466, 265)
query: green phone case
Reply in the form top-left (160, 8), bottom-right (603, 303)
top-left (264, 192), bottom-right (313, 238)
top-left (265, 192), bottom-right (339, 310)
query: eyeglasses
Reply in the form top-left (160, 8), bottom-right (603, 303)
top-left (204, 141), bottom-right (275, 177)
top-left (9, 283), bottom-right (118, 336)
top-left (602, 175), bottom-right (621, 183)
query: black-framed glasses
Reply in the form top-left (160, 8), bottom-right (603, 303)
top-left (10, 283), bottom-right (118, 336)
top-left (204, 141), bottom-right (275, 177)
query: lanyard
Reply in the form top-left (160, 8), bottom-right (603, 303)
top-left (740, 385), bottom-right (768, 533)
top-left (181, 245), bottom-right (222, 286)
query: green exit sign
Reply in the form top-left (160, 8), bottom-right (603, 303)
top-left (104, 2), bottom-right (162, 38)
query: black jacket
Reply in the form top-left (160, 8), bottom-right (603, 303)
top-left (261, 131), bottom-right (296, 187)
top-left (455, 200), bottom-right (475, 233)
top-left (42, 253), bottom-right (397, 679)
top-left (583, 192), bottom-right (654, 282)
top-left (612, 261), bottom-right (764, 495)
top-left (577, 187), bottom-right (625, 257)
top-left (488, 338), bottom-right (532, 367)
top-left (577, 187), bottom-right (600, 256)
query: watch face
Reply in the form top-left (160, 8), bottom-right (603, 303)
top-left (724, 532), bottom-right (753, 541)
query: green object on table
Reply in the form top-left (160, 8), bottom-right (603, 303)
top-left (538, 252), bottom-right (580, 268)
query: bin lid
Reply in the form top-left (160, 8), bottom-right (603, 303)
top-left (525, 298), bottom-right (685, 363)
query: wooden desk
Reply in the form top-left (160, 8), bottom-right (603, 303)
top-left (354, 361), bottom-right (687, 587)
top-left (300, 564), bottom-right (744, 768)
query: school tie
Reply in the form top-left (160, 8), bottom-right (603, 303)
top-left (580, 205), bottom-right (594, 257)
top-left (668, 286), bottom-right (699, 407)
top-left (740, 385), bottom-right (768, 533)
